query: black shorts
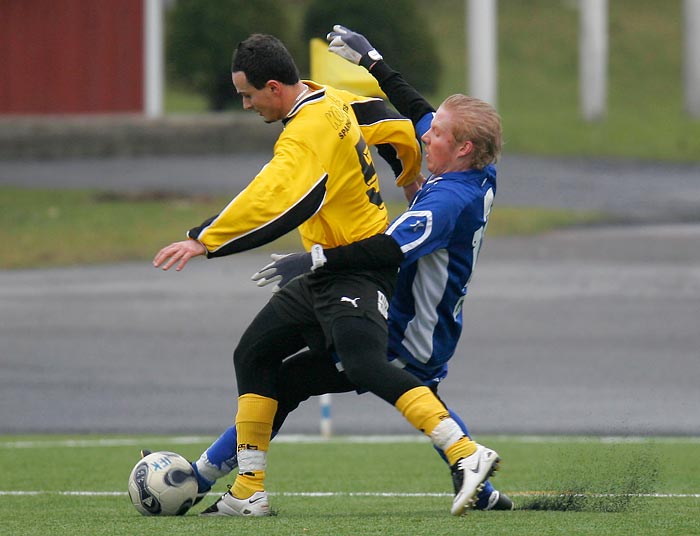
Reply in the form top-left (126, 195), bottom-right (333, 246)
top-left (270, 267), bottom-right (396, 348)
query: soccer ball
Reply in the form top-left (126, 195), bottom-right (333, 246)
top-left (127, 451), bottom-right (198, 516)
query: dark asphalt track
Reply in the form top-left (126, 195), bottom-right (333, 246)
top-left (1, 154), bottom-right (699, 436)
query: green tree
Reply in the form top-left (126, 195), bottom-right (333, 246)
top-left (166, 0), bottom-right (293, 110)
top-left (302, 0), bottom-right (441, 94)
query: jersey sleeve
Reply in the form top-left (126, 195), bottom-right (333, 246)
top-left (346, 96), bottom-right (422, 187)
top-left (384, 189), bottom-right (461, 265)
top-left (188, 136), bottom-right (327, 257)
top-left (368, 60), bottom-right (436, 127)
top-left (322, 233), bottom-right (404, 271)
top-left (363, 61), bottom-right (435, 173)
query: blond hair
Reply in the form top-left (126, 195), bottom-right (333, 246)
top-left (441, 94), bottom-right (502, 170)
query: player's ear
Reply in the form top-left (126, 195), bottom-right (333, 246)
top-left (266, 80), bottom-right (282, 94)
top-left (458, 140), bottom-right (474, 157)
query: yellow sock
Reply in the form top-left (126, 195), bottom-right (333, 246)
top-left (395, 386), bottom-right (451, 434)
top-left (395, 386), bottom-right (477, 465)
top-left (231, 393), bottom-right (277, 498)
top-left (235, 393), bottom-right (278, 452)
top-left (231, 470), bottom-right (266, 499)
top-left (444, 437), bottom-right (477, 466)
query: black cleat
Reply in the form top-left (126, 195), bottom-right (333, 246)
top-left (478, 489), bottom-right (515, 510)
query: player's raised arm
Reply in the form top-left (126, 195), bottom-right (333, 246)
top-left (327, 25), bottom-right (435, 129)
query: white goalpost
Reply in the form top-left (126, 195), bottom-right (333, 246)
top-left (465, 0), bottom-right (699, 121)
top-left (143, 0), bottom-right (164, 118)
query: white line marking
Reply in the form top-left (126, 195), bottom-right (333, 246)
top-left (0, 436), bottom-right (214, 449)
top-left (0, 490), bottom-right (698, 499)
top-left (2, 434), bottom-right (700, 449)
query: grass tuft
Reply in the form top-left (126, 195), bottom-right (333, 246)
top-left (517, 446), bottom-right (659, 512)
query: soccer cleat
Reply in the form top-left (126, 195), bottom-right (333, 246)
top-left (450, 444), bottom-right (501, 516)
top-left (139, 449), bottom-right (152, 458)
top-left (477, 489), bottom-right (515, 511)
top-left (200, 488), bottom-right (270, 517)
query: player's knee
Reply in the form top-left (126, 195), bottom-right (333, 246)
top-left (233, 343), bottom-right (256, 371)
top-left (331, 316), bottom-right (385, 388)
top-left (339, 357), bottom-right (371, 387)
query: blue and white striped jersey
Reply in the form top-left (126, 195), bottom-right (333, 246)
top-left (385, 113), bottom-right (496, 385)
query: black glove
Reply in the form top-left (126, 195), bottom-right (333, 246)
top-left (251, 245), bottom-right (327, 292)
top-left (326, 24), bottom-right (383, 70)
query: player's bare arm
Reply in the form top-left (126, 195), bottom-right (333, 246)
top-left (153, 239), bottom-right (206, 272)
top-left (402, 173), bottom-right (426, 202)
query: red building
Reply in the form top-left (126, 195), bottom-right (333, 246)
top-left (0, 0), bottom-right (145, 114)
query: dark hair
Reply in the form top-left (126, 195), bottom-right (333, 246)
top-left (231, 34), bottom-right (300, 89)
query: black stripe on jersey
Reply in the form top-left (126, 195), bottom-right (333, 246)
top-left (376, 143), bottom-right (404, 179)
top-left (205, 174), bottom-right (328, 258)
top-left (188, 215), bottom-right (217, 239)
top-left (352, 100), bottom-right (413, 181)
top-left (284, 88), bottom-right (326, 123)
top-left (351, 99), bottom-right (405, 125)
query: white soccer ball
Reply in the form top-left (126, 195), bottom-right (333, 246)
top-left (127, 451), bottom-right (198, 516)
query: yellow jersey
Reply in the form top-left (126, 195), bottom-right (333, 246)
top-left (188, 81), bottom-right (421, 256)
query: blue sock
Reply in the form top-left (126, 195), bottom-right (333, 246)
top-left (204, 426), bottom-right (239, 470)
top-left (191, 462), bottom-right (215, 494)
top-left (193, 425), bottom-right (279, 492)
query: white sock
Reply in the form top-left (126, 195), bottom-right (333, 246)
top-left (194, 452), bottom-right (236, 484)
top-left (430, 418), bottom-right (465, 451)
top-left (238, 449), bottom-right (267, 473)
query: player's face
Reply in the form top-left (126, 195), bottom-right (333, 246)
top-left (232, 72), bottom-right (283, 123)
top-left (421, 106), bottom-right (472, 175)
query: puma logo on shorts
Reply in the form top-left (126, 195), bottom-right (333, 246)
top-left (340, 296), bottom-right (360, 308)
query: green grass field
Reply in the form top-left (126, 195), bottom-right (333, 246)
top-left (1, 435), bottom-right (698, 536)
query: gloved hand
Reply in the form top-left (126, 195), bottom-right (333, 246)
top-left (327, 24), bottom-right (383, 70)
top-left (251, 245), bottom-right (327, 292)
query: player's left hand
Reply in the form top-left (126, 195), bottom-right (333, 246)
top-left (153, 239), bottom-right (206, 271)
top-left (327, 24), bottom-right (383, 69)
top-left (251, 253), bottom-right (311, 292)
top-left (251, 245), bottom-right (327, 292)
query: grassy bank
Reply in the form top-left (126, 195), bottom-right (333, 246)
top-left (1, 187), bottom-right (602, 270)
top-left (167, 0), bottom-right (700, 162)
top-left (405, 0), bottom-right (699, 161)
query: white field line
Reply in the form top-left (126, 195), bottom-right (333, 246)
top-left (2, 434), bottom-right (700, 449)
top-left (0, 490), bottom-right (698, 499)
top-left (3, 436), bottom-right (697, 500)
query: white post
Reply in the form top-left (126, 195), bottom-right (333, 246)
top-left (684, 0), bottom-right (700, 118)
top-left (467, 0), bottom-right (498, 107)
top-left (143, 0), bottom-right (164, 118)
top-left (579, 0), bottom-right (608, 121)
top-left (319, 393), bottom-right (332, 439)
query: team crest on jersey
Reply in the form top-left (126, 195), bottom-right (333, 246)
top-left (410, 219), bottom-right (425, 231)
top-left (377, 291), bottom-right (389, 320)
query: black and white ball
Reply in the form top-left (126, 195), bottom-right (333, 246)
top-left (127, 451), bottom-right (198, 516)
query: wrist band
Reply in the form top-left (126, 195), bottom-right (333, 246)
top-left (310, 244), bottom-right (327, 270)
